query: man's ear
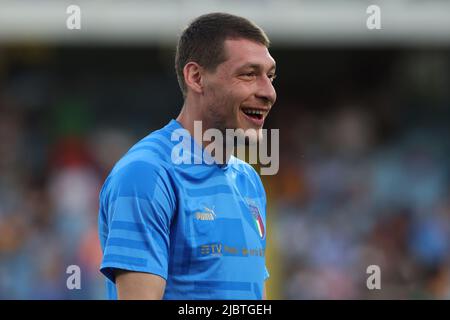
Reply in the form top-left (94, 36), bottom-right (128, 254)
top-left (183, 62), bottom-right (204, 95)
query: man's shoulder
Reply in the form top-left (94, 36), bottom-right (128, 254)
top-left (227, 156), bottom-right (267, 203)
top-left (228, 156), bottom-right (262, 182)
top-left (110, 122), bottom-right (179, 175)
top-left (102, 122), bottom-right (180, 191)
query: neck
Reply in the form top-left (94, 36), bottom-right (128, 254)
top-left (176, 99), bottom-right (234, 165)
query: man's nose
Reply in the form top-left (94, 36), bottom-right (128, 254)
top-left (256, 75), bottom-right (277, 106)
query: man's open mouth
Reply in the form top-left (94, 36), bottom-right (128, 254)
top-left (241, 108), bottom-right (265, 121)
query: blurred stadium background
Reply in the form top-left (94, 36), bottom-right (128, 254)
top-left (0, 0), bottom-right (449, 299)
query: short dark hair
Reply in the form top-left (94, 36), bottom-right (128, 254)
top-left (175, 12), bottom-right (270, 97)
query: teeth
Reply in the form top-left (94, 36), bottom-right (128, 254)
top-left (243, 109), bottom-right (264, 115)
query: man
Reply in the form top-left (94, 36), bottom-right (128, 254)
top-left (98, 12), bottom-right (277, 299)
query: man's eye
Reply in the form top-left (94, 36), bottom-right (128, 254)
top-left (268, 74), bottom-right (277, 82)
top-left (241, 72), bottom-right (256, 78)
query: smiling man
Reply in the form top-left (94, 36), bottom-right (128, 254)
top-left (98, 12), bottom-right (277, 300)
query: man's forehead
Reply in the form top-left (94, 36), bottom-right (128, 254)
top-left (222, 38), bottom-right (275, 69)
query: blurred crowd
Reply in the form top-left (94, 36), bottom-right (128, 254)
top-left (0, 98), bottom-right (132, 298)
top-left (267, 105), bottom-right (450, 299)
top-left (0, 46), bottom-right (449, 299)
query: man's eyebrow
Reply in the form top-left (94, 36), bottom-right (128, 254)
top-left (238, 63), bottom-right (276, 72)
